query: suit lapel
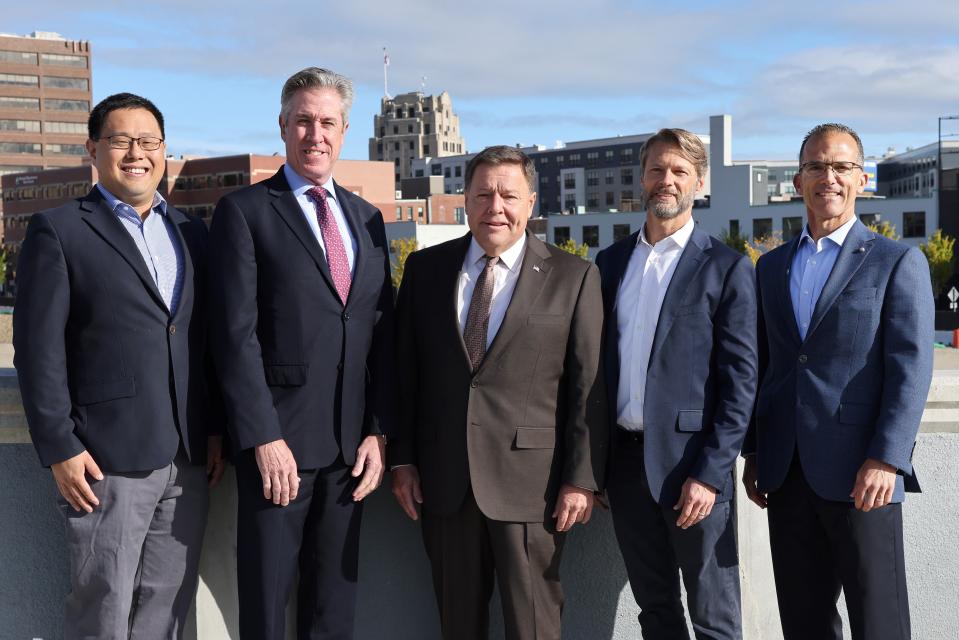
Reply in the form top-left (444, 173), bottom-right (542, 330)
top-left (442, 235), bottom-right (474, 368)
top-left (478, 234), bottom-right (552, 374)
top-left (333, 181), bottom-right (365, 309)
top-left (779, 237), bottom-right (803, 346)
top-left (79, 189), bottom-right (167, 310)
top-left (167, 207), bottom-right (196, 322)
top-left (805, 221), bottom-right (875, 340)
top-left (602, 233), bottom-right (639, 390)
top-left (648, 227), bottom-right (709, 362)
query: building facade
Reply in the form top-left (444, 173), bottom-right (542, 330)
top-left (368, 91), bottom-right (465, 189)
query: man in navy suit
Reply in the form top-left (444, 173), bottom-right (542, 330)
top-left (743, 123), bottom-right (934, 640)
top-left (14, 93), bottom-right (224, 639)
top-left (596, 128), bottom-right (758, 638)
top-left (209, 67), bottom-right (395, 639)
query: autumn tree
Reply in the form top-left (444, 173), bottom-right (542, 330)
top-left (390, 237), bottom-right (419, 290)
top-left (719, 228), bottom-right (749, 256)
top-left (744, 232), bottom-right (783, 266)
top-left (919, 229), bottom-right (956, 297)
top-left (555, 238), bottom-right (590, 260)
top-left (867, 221), bottom-right (900, 240)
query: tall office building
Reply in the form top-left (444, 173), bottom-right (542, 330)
top-left (369, 90), bottom-right (465, 189)
top-left (0, 31), bottom-right (92, 181)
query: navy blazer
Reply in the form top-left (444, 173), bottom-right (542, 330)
top-left (208, 168), bottom-right (395, 468)
top-left (744, 220), bottom-right (934, 503)
top-left (597, 226), bottom-right (758, 507)
top-left (14, 188), bottom-right (219, 472)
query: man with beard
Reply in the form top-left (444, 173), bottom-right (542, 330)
top-left (596, 128), bottom-right (758, 638)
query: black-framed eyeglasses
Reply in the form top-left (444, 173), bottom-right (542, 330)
top-left (799, 161), bottom-right (862, 177)
top-left (101, 135), bottom-right (164, 151)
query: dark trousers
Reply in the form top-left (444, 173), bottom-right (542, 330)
top-left (420, 487), bottom-right (566, 640)
top-left (607, 432), bottom-right (742, 640)
top-left (768, 455), bottom-right (910, 640)
top-left (235, 452), bottom-right (364, 640)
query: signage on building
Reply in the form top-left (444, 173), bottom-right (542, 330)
top-left (948, 286), bottom-right (958, 312)
top-left (863, 161), bottom-right (877, 193)
top-left (15, 175), bottom-right (37, 186)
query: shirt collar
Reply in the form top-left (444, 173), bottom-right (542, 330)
top-left (466, 233), bottom-right (527, 273)
top-left (798, 215), bottom-right (858, 250)
top-left (96, 183), bottom-right (167, 219)
top-left (638, 216), bottom-right (695, 251)
top-left (284, 164), bottom-right (338, 205)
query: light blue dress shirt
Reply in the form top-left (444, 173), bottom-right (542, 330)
top-left (97, 184), bottom-right (184, 315)
top-left (789, 216), bottom-right (859, 340)
top-left (283, 164), bottom-right (357, 273)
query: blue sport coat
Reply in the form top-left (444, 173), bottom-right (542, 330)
top-left (744, 220), bottom-right (934, 503)
top-left (597, 225), bottom-right (758, 507)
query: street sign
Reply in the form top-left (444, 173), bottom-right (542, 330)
top-left (948, 286), bottom-right (959, 311)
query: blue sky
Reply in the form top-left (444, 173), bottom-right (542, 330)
top-left (8, 0), bottom-right (959, 162)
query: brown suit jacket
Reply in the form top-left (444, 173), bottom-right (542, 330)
top-left (391, 232), bottom-right (608, 523)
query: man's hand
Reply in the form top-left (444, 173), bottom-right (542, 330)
top-left (851, 458), bottom-right (897, 512)
top-left (742, 456), bottom-right (767, 509)
top-left (552, 484), bottom-right (595, 532)
top-left (255, 439), bottom-right (299, 506)
top-left (673, 477), bottom-right (718, 529)
top-left (51, 450), bottom-right (103, 513)
top-left (351, 435), bottom-right (386, 502)
top-left (206, 435), bottom-right (226, 489)
top-left (391, 465), bottom-right (423, 520)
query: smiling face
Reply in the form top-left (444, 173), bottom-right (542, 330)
top-left (465, 162), bottom-right (537, 257)
top-left (280, 87), bottom-right (348, 185)
top-left (641, 141), bottom-right (705, 221)
top-left (794, 131), bottom-right (866, 238)
top-left (86, 107), bottom-right (166, 215)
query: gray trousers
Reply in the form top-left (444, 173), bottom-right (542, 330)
top-left (57, 452), bottom-right (209, 640)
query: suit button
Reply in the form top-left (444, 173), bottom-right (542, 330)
top-left (168, 324), bottom-right (176, 335)
top-left (470, 380), bottom-right (478, 388)
top-left (798, 354), bottom-right (807, 364)
top-left (342, 312), bottom-right (351, 321)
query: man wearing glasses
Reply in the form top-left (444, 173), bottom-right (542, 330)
top-left (743, 123), bottom-right (933, 640)
top-left (14, 93), bottom-right (224, 639)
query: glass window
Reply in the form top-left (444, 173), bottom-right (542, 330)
top-left (455, 166), bottom-right (462, 177)
top-left (554, 226), bottom-right (571, 244)
top-left (729, 219), bottom-right (740, 236)
top-left (583, 225), bottom-right (599, 247)
top-left (44, 121), bottom-right (86, 134)
top-left (605, 170), bottom-right (614, 185)
top-left (858, 213), bottom-right (879, 227)
top-left (423, 144), bottom-right (430, 155)
top-left (564, 175), bottom-right (575, 189)
top-left (621, 168), bottom-right (633, 185)
top-left (431, 164), bottom-right (442, 176)
top-left (782, 216), bottom-right (803, 241)
top-left (606, 192), bottom-right (614, 206)
top-left (0, 142), bottom-right (42, 154)
top-left (45, 143), bottom-right (87, 155)
top-left (0, 50), bottom-right (38, 64)
top-left (752, 218), bottom-right (773, 240)
top-left (0, 96), bottom-right (40, 110)
top-left (903, 212), bottom-right (925, 238)
top-left (40, 53), bottom-right (87, 68)
top-left (0, 73), bottom-right (39, 87)
top-left (42, 76), bottom-right (89, 90)
top-left (0, 119), bottom-right (40, 132)
top-left (613, 224), bottom-right (631, 242)
top-left (45, 98), bottom-right (90, 111)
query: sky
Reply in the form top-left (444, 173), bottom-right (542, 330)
top-left (7, 0), bottom-right (959, 163)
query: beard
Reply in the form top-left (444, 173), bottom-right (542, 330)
top-left (646, 189), bottom-right (695, 219)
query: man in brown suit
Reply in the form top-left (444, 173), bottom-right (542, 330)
top-left (390, 146), bottom-right (608, 640)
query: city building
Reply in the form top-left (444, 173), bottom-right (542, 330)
top-left (0, 31), bottom-right (92, 182)
top-left (368, 91), bottom-right (465, 189)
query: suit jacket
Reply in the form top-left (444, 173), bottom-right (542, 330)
top-left (596, 226), bottom-right (758, 507)
top-left (744, 220), bottom-right (934, 503)
top-left (390, 232), bottom-right (607, 522)
top-left (14, 188), bottom-right (219, 472)
top-left (208, 168), bottom-right (395, 468)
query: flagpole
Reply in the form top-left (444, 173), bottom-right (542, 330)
top-left (383, 47), bottom-right (391, 99)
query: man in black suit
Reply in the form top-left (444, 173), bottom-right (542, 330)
top-left (14, 93), bottom-right (224, 639)
top-left (209, 67), bottom-right (395, 639)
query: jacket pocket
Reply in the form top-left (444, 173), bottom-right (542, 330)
top-left (676, 410), bottom-right (704, 432)
top-left (263, 364), bottom-right (308, 387)
top-left (75, 378), bottom-right (136, 405)
top-left (515, 426), bottom-right (556, 449)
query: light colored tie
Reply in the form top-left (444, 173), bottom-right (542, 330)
top-left (307, 187), bottom-right (351, 305)
top-left (463, 255), bottom-right (498, 373)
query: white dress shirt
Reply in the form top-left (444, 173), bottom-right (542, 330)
top-left (616, 217), bottom-right (696, 431)
top-left (789, 216), bottom-right (858, 340)
top-left (456, 235), bottom-right (527, 348)
top-left (284, 164), bottom-right (357, 273)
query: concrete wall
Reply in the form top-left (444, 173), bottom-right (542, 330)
top-left (2, 366), bottom-right (957, 639)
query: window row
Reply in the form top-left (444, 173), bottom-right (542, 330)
top-left (0, 51), bottom-right (87, 67)
top-left (0, 96), bottom-right (89, 111)
top-left (2, 180), bottom-right (91, 203)
top-left (0, 119), bottom-right (86, 134)
top-left (0, 74), bottom-right (89, 90)
top-left (0, 141), bottom-right (85, 155)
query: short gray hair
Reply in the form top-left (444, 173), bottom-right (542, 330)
top-left (640, 128), bottom-right (708, 179)
top-left (799, 123), bottom-right (864, 165)
top-left (280, 67), bottom-right (354, 125)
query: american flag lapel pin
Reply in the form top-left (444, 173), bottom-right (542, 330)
top-left (533, 264), bottom-right (541, 272)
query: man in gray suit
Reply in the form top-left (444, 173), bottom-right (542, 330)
top-left (391, 146), bottom-right (607, 640)
top-left (743, 123), bottom-right (934, 640)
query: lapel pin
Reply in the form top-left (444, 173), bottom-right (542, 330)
top-left (533, 265), bottom-right (541, 272)
top-left (854, 246), bottom-right (865, 253)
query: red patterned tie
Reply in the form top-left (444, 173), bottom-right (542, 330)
top-left (307, 187), bottom-right (352, 305)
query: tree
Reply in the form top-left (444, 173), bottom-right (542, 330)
top-left (554, 238), bottom-right (589, 260)
top-left (867, 221), bottom-right (900, 240)
top-left (390, 237), bottom-right (418, 290)
top-left (719, 228), bottom-right (749, 256)
top-left (744, 232), bottom-right (783, 266)
top-left (919, 229), bottom-right (956, 297)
